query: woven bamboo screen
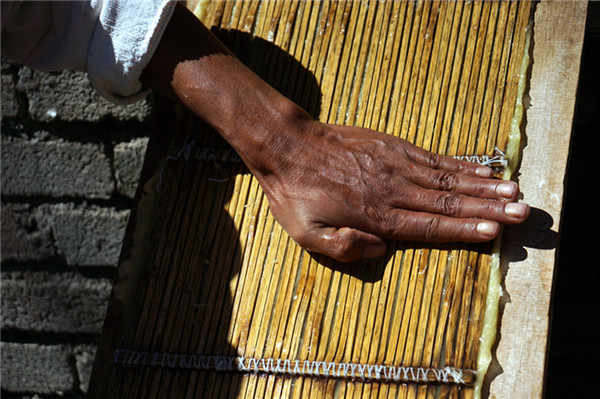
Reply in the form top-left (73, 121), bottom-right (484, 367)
top-left (92, 1), bottom-right (533, 398)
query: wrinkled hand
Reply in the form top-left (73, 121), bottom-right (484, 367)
top-left (145, 4), bottom-right (529, 263)
top-left (256, 121), bottom-right (529, 262)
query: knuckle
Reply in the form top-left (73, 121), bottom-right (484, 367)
top-left (486, 200), bottom-right (500, 214)
top-left (424, 216), bottom-right (442, 242)
top-left (435, 193), bottom-right (462, 217)
top-left (292, 230), bottom-right (312, 251)
top-left (455, 162), bottom-right (469, 174)
top-left (330, 242), bottom-right (352, 261)
top-left (329, 234), bottom-right (357, 262)
top-left (434, 171), bottom-right (458, 191)
top-left (426, 152), bottom-right (441, 169)
top-left (377, 210), bottom-right (399, 238)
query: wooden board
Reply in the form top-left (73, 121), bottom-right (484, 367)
top-left (487, 1), bottom-right (588, 398)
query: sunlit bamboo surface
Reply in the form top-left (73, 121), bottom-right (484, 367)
top-left (99, 1), bottom-right (533, 398)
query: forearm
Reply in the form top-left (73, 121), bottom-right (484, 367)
top-left (140, 4), bottom-right (310, 178)
top-left (172, 55), bottom-right (312, 175)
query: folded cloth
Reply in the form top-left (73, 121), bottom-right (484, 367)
top-left (1, 0), bottom-right (176, 104)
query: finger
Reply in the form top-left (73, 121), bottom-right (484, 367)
top-left (303, 226), bottom-right (387, 263)
top-left (396, 187), bottom-right (530, 223)
top-left (381, 209), bottom-right (502, 243)
top-left (406, 145), bottom-right (493, 178)
top-left (406, 168), bottom-right (520, 201)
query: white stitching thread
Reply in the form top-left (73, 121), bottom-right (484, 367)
top-left (113, 349), bottom-right (471, 385)
top-left (167, 145), bottom-right (505, 168)
top-left (156, 138), bottom-right (197, 193)
top-left (169, 145), bottom-right (243, 163)
top-left (454, 147), bottom-right (508, 170)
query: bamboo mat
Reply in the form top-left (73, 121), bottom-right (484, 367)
top-left (89, 1), bottom-right (534, 398)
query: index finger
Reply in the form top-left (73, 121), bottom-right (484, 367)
top-left (405, 145), bottom-right (494, 178)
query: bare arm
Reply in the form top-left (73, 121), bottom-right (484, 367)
top-left (141, 4), bottom-right (529, 262)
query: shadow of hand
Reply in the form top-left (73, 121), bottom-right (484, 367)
top-left (501, 207), bottom-right (558, 262)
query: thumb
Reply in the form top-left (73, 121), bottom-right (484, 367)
top-left (304, 226), bottom-right (387, 263)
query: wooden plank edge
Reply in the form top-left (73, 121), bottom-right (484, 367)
top-left (486, 1), bottom-right (588, 398)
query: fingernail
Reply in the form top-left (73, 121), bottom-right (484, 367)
top-left (477, 221), bottom-right (498, 237)
top-left (505, 202), bottom-right (528, 218)
top-left (364, 243), bottom-right (387, 259)
top-left (476, 167), bottom-right (493, 178)
top-left (496, 182), bottom-right (516, 199)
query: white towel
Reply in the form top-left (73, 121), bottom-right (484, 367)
top-left (1, 0), bottom-right (177, 104)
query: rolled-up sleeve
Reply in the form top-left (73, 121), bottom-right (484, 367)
top-left (87, 0), bottom-right (176, 104)
top-left (1, 0), bottom-right (177, 104)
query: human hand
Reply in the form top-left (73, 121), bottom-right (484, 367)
top-left (254, 121), bottom-right (529, 262)
top-left (143, 4), bottom-right (529, 262)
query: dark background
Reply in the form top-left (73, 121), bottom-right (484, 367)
top-left (545, 2), bottom-right (600, 398)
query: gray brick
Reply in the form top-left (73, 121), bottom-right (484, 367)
top-left (0, 343), bottom-right (75, 394)
top-left (35, 203), bottom-right (128, 266)
top-left (1, 271), bottom-right (111, 333)
top-left (2, 72), bottom-right (19, 118)
top-left (1, 202), bottom-right (57, 262)
top-left (1, 137), bottom-right (114, 199)
top-left (114, 137), bottom-right (149, 198)
top-left (16, 68), bottom-right (151, 122)
top-left (74, 345), bottom-right (97, 394)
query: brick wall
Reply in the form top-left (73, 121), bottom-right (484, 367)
top-left (1, 61), bottom-right (151, 398)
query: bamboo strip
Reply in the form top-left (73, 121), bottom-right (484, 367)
top-left (213, 183), bottom-right (266, 397)
top-left (187, 167), bottom-right (249, 397)
top-left (436, 1), bottom-right (472, 156)
top-left (401, 7), bottom-right (452, 397)
top-left (393, 247), bottom-right (428, 399)
top-left (133, 155), bottom-right (206, 398)
top-left (385, 0), bottom-right (415, 137)
top-left (226, 177), bottom-right (263, 351)
top-left (465, 1), bottom-right (500, 156)
top-left (455, 1), bottom-right (492, 156)
top-left (160, 163), bottom-right (240, 396)
top-left (345, 0), bottom-right (380, 126)
top-left (409, 249), bottom-right (440, 399)
top-left (428, 0), bottom-right (462, 156)
top-left (421, 249), bottom-right (452, 399)
top-left (152, 162), bottom-right (234, 398)
top-left (356, 262), bottom-right (390, 399)
top-left (483, 0), bottom-right (518, 156)
top-left (464, 253), bottom-right (492, 369)
top-left (475, 0), bottom-right (510, 156)
top-left (356, 0), bottom-right (392, 129)
top-left (495, 0), bottom-right (532, 153)
top-left (404, 0), bottom-right (438, 145)
top-left (332, 0), bottom-right (370, 125)
top-left (394, 0), bottom-right (428, 141)
top-left (375, 0), bottom-right (407, 133)
top-left (186, 176), bottom-right (240, 397)
top-left (320, 0), bottom-right (352, 123)
top-left (416, 0), bottom-right (452, 152)
top-left (446, 0), bottom-right (483, 156)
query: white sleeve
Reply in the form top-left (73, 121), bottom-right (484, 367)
top-left (1, 0), bottom-right (177, 105)
top-left (87, 0), bottom-right (176, 104)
